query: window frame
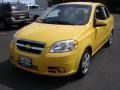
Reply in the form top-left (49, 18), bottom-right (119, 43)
top-left (101, 6), bottom-right (110, 19)
top-left (94, 6), bottom-right (106, 20)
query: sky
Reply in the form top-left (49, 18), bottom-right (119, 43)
top-left (1, 0), bottom-right (35, 5)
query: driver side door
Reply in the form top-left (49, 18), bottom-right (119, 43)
top-left (94, 6), bottom-right (107, 50)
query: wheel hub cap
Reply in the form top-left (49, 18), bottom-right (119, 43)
top-left (82, 53), bottom-right (90, 74)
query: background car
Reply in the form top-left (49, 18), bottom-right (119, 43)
top-left (0, 2), bottom-right (30, 29)
top-left (27, 5), bottom-right (46, 21)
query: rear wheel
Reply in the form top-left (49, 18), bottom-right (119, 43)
top-left (77, 49), bottom-right (91, 77)
top-left (105, 33), bottom-right (113, 47)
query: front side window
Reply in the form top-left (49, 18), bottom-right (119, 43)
top-left (95, 6), bottom-right (106, 20)
top-left (40, 4), bottom-right (92, 25)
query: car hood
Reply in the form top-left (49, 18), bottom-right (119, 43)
top-left (16, 22), bottom-right (86, 47)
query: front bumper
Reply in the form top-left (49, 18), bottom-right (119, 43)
top-left (10, 42), bottom-right (81, 76)
top-left (6, 18), bottom-right (31, 25)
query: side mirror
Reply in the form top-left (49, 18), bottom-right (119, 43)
top-left (94, 19), bottom-right (107, 27)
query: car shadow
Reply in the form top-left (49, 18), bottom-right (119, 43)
top-left (0, 45), bottom-right (111, 90)
top-left (0, 59), bottom-right (83, 90)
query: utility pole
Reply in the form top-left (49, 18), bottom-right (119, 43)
top-left (1, 0), bottom-right (3, 3)
top-left (17, 0), bottom-right (20, 3)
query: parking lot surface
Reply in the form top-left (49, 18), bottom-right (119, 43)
top-left (0, 14), bottom-right (120, 90)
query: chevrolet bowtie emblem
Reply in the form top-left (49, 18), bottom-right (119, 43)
top-left (25, 44), bottom-right (32, 49)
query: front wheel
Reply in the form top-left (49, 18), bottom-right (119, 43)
top-left (77, 49), bottom-right (91, 77)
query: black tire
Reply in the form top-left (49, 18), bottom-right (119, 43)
top-left (105, 33), bottom-right (113, 47)
top-left (0, 21), bottom-right (6, 30)
top-left (33, 15), bottom-right (39, 21)
top-left (77, 49), bottom-right (91, 77)
top-left (18, 22), bottom-right (26, 28)
top-left (0, 21), bottom-right (10, 30)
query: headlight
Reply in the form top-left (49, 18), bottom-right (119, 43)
top-left (50, 40), bottom-right (78, 53)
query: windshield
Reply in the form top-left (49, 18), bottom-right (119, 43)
top-left (11, 4), bottom-right (28, 11)
top-left (40, 4), bottom-right (92, 25)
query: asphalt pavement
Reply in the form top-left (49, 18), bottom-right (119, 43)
top-left (0, 14), bottom-right (120, 90)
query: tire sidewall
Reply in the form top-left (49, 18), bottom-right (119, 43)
top-left (77, 49), bottom-right (91, 76)
top-left (109, 33), bottom-right (113, 46)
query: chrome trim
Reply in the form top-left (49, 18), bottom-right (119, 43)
top-left (17, 39), bottom-right (45, 45)
top-left (16, 43), bottom-right (44, 51)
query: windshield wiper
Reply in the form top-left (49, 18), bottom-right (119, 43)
top-left (36, 18), bottom-right (77, 25)
top-left (40, 20), bottom-right (75, 25)
top-left (53, 21), bottom-right (76, 25)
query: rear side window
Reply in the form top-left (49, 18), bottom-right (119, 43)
top-left (102, 6), bottom-right (110, 18)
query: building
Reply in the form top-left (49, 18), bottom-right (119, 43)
top-left (35, 0), bottom-right (48, 8)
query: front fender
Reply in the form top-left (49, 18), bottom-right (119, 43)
top-left (74, 29), bottom-right (95, 70)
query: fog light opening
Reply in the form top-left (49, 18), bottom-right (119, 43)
top-left (56, 68), bottom-right (65, 73)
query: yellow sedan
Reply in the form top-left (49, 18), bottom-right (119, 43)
top-left (10, 2), bottom-right (114, 77)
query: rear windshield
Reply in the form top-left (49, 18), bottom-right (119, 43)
top-left (3, 3), bottom-right (28, 11)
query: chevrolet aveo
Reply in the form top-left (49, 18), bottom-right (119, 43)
top-left (10, 2), bottom-right (114, 77)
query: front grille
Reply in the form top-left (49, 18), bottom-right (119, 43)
top-left (13, 12), bottom-right (30, 20)
top-left (16, 39), bottom-right (45, 54)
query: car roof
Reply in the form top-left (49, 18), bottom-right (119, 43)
top-left (58, 2), bottom-right (102, 7)
top-left (0, 2), bottom-right (26, 5)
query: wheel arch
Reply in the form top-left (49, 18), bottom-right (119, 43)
top-left (33, 15), bottom-right (40, 21)
top-left (85, 46), bottom-right (92, 56)
top-left (75, 45), bottom-right (92, 76)
top-left (75, 44), bottom-right (93, 71)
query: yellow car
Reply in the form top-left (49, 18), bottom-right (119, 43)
top-left (10, 2), bottom-right (114, 77)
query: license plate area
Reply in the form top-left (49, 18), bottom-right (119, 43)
top-left (19, 56), bottom-right (32, 67)
top-left (19, 15), bottom-right (25, 19)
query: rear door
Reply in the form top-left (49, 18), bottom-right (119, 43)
top-left (101, 6), bottom-right (113, 38)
